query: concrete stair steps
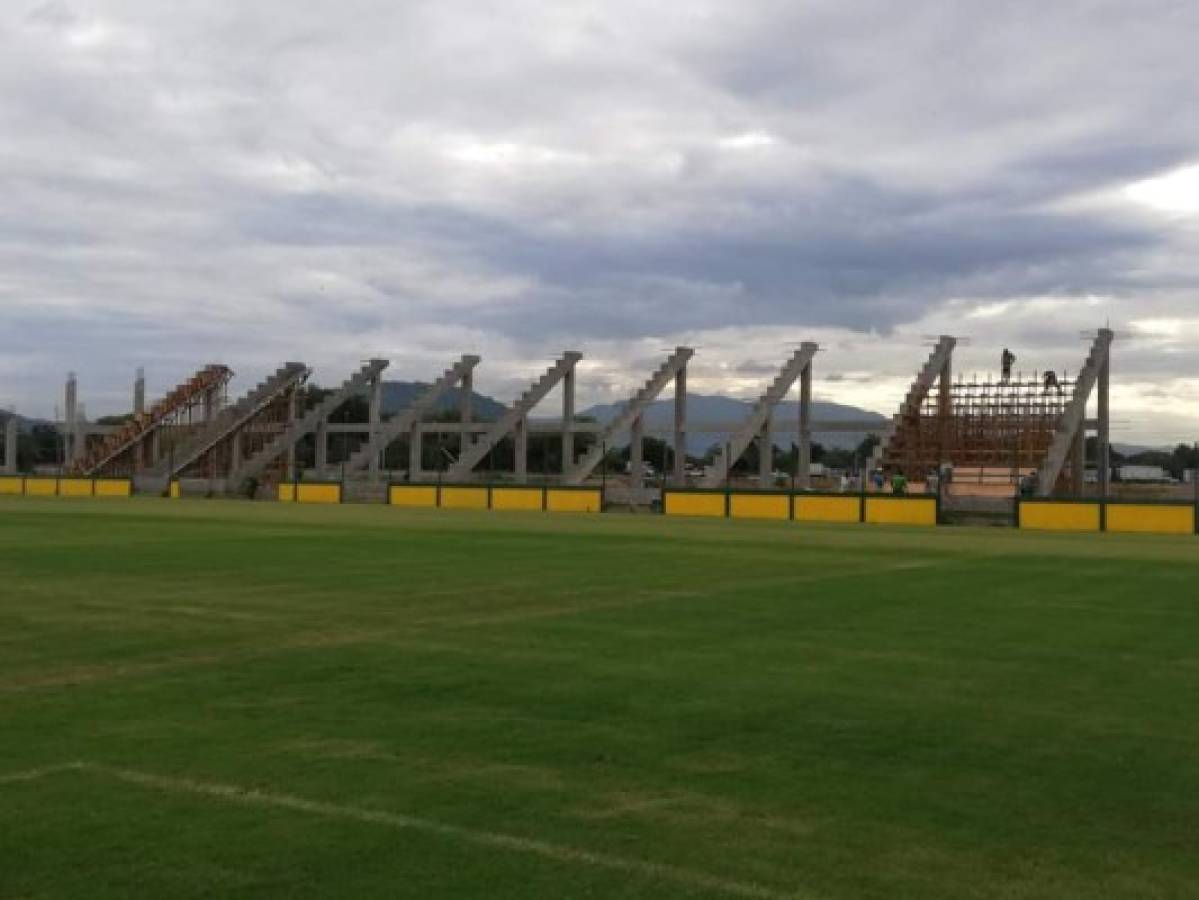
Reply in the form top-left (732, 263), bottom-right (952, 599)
top-left (235, 359), bottom-right (389, 484)
top-left (75, 365), bottom-right (234, 476)
top-left (151, 362), bottom-right (310, 477)
top-left (876, 337), bottom-right (956, 471)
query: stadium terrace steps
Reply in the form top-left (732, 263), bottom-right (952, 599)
top-left (563, 348), bottom-right (693, 485)
top-left (446, 352), bottom-right (582, 480)
top-left (73, 365), bottom-right (233, 477)
top-left (150, 363), bottom-right (310, 478)
top-left (700, 343), bottom-right (817, 488)
top-left (235, 359), bottom-right (389, 483)
top-left (344, 355), bottom-right (480, 472)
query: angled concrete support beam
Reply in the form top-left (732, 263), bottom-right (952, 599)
top-left (343, 355), bottom-right (480, 473)
top-left (874, 335), bottom-right (958, 473)
top-left (563, 348), bottom-right (693, 485)
top-left (446, 352), bottom-right (582, 481)
top-left (700, 343), bottom-right (818, 488)
top-left (1035, 328), bottom-right (1113, 497)
top-left (237, 360), bottom-right (389, 484)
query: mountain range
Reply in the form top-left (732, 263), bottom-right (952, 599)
top-left (381, 385), bottom-right (885, 453)
top-left (577, 393), bottom-right (886, 454)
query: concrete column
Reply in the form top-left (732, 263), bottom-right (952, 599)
top-left (65, 373), bottom-right (78, 463)
top-left (673, 364), bottom-right (687, 484)
top-left (515, 416), bottom-right (528, 483)
top-left (460, 369), bottom-right (473, 450)
top-left (286, 388), bottom-right (300, 479)
top-left (134, 368), bottom-right (146, 417)
top-left (798, 360), bottom-right (813, 488)
top-left (937, 351), bottom-right (952, 465)
top-left (759, 417), bottom-right (772, 486)
top-left (150, 429), bottom-right (162, 469)
top-left (1098, 338), bottom-right (1111, 499)
top-left (3, 416), bottom-right (16, 474)
top-left (315, 421), bottom-right (328, 470)
top-left (1070, 428), bottom-right (1085, 497)
top-left (230, 429), bottom-right (242, 475)
top-left (562, 369), bottom-right (575, 472)
top-left (368, 377), bottom-right (382, 476)
top-left (408, 421), bottom-right (421, 480)
top-left (630, 414), bottom-right (644, 486)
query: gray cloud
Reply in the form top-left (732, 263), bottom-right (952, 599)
top-left (1, 0), bottom-right (1198, 439)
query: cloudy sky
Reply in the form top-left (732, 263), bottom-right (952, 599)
top-left (2, 1), bottom-right (1198, 442)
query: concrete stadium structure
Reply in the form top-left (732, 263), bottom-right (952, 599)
top-left (3, 331), bottom-right (1113, 504)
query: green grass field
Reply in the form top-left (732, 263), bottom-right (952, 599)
top-left (2, 498), bottom-right (1198, 899)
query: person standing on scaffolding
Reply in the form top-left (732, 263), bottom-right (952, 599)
top-left (1001, 348), bottom-right (1016, 383)
top-left (1043, 369), bottom-right (1063, 395)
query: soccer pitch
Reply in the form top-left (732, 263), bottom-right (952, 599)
top-left (2, 499), bottom-right (1197, 899)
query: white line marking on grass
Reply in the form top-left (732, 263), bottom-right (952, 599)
top-left (0, 761), bottom-right (85, 784)
top-left (0, 761), bottom-right (807, 899)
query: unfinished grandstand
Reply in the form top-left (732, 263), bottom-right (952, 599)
top-left (10, 330), bottom-right (1114, 504)
top-left (877, 330), bottom-right (1113, 500)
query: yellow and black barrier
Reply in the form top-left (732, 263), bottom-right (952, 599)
top-left (863, 495), bottom-right (938, 526)
top-left (663, 488), bottom-right (939, 527)
top-left (388, 482), bottom-right (602, 514)
top-left (1019, 499), bottom-right (1197, 535)
top-left (0, 476), bottom-right (133, 498)
top-left (278, 482), bottom-right (344, 505)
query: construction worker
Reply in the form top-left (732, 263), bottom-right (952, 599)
top-left (1001, 349), bottom-right (1016, 383)
top-left (1043, 370), bottom-right (1062, 395)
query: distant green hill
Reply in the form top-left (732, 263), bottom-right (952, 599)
top-left (380, 382), bottom-right (507, 420)
top-left (580, 393), bottom-right (887, 453)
